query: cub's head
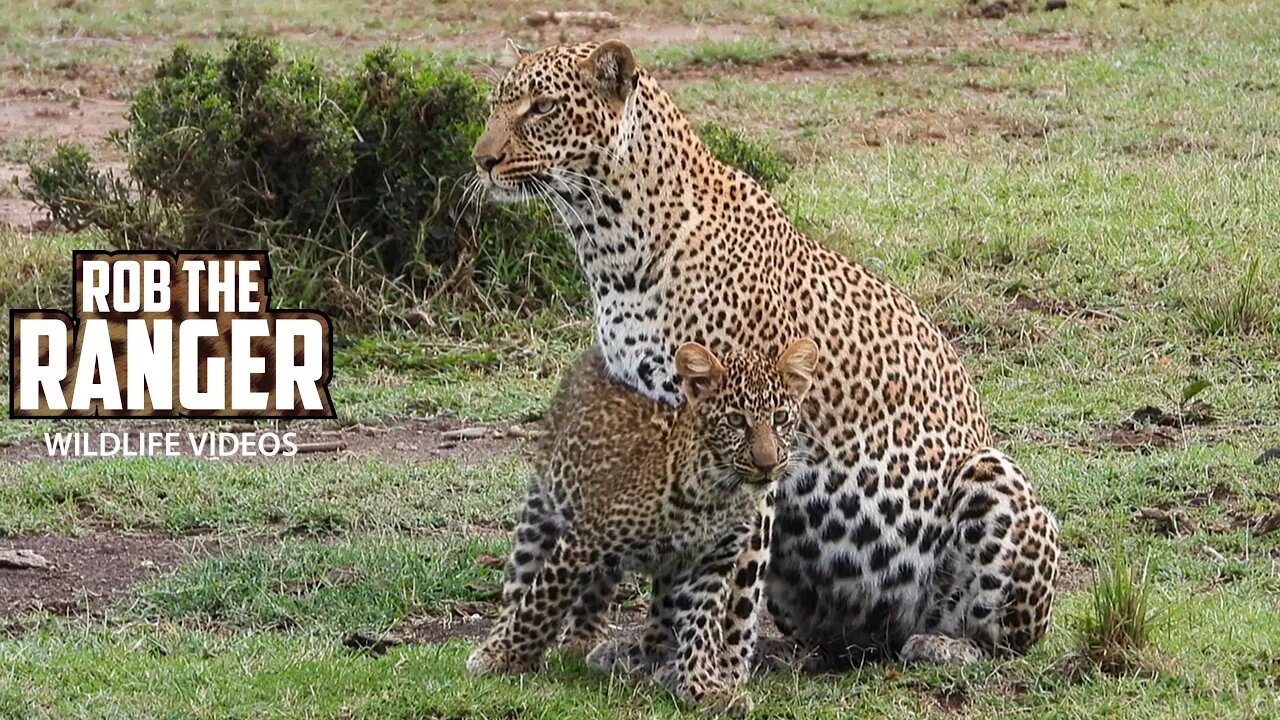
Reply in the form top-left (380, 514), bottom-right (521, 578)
top-left (472, 40), bottom-right (638, 200)
top-left (675, 339), bottom-right (819, 487)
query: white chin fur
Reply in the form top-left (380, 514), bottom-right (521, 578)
top-left (479, 174), bottom-right (537, 203)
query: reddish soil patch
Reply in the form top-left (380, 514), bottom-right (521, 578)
top-left (0, 96), bottom-right (129, 148)
top-left (0, 530), bottom-right (221, 618)
top-left (0, 416), bottom-right (536, 466)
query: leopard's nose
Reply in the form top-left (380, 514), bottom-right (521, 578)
top-left (473, 152), bottom-right (505, 173)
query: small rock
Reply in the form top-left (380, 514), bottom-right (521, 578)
top-left (441, 427), bottom-right (491, 441)
top-left (0, 549), bottom-right (52, 570)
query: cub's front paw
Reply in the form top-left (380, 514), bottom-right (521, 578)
top-left (466, 643), bottom-right (536, 676)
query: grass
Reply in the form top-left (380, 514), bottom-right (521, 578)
top-left (0, 456), bottom-right (529, 536)
top-left (131, 536), bottom-right (508, 631)
top-left (1183, 257), bottom-right (1278, 339)
top-left (1069, 548), bottom-right (1167, 676)
top-left (3, 0), bottom-right (1280, 718)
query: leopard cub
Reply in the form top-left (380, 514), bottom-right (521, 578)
top-left (467, 338), bottom-right (819, 713)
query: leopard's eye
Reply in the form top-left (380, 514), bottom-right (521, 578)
top-left (726, 412), bottom-right (748, 429)
top-left (528, 97), bottom-right (557, 116)
top-left (773, 409), bottom-right (790, 426)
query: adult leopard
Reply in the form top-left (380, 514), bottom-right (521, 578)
top-left (472, 40), bottom-right (1059, 669)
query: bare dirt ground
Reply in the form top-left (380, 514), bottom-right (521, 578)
top-left (0, 96), bottom-right (129, 229)
top-left (0, 529), bottom-right (223, 618)
top-left (0, 96), bottom-right (129, 146)
top-left (0, 416), bottom-right (535, 466)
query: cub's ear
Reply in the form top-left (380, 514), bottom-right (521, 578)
top-left (776, 338), bottom-right (819, 396)
top-left (675, 342), bottom-right (725, 403)
top-left (582, 40), bottom-right (637, 102)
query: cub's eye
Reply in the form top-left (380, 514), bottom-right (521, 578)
top-left (773, 410), bottom-right (790, 426)
top-left (726, 412), bottom-right (748, 429)
top-left (528, 97), bottom-right (557, 115)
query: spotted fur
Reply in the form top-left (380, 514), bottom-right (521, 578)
top-left (473, 40), bottom-right (1060, 667)
top-left (467, 340), bottom-right (818, 714)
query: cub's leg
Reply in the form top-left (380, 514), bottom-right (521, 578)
top-left (589, 500), bottom-right (770, 684)
top-left (656, 523), bottom-right (758, 715)
top-left (719, 500), bottom-right (773, 685)
top-left (467, 529), bottom-right (598, 675)
top-left (903, 448), bottom-right (1060, 664)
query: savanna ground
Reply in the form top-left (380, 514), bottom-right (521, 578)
top-left (2, 0), bottom-right (1280, 717)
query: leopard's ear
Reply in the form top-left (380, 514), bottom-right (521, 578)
top-left (675, 342), bottom-right (725, 403)
top-left (500, 38), bottom-right (525, 69)
top-left (776, 338), bottom-right (819, 397)
top-left (582, 39), bottom-right (637, 103)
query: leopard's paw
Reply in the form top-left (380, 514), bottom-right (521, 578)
top-left (900, 633), bottom-right (983, 665)
top-left (668, 673), bottom-right (751, 718)
top-left (587, 637), bottom-right (657, 676)
top-left (699, 687), bottom-right (754, 718)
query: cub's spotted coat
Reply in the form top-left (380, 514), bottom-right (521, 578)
top-left (473, 40), bottom-right (1060, 667)
top-left (467, 340), bottom-right (818, 713)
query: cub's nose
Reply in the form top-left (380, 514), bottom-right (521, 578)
top-left (750, 447), bottom-right (780, 474)
top-left (473, 152), bottom-right (505, 173)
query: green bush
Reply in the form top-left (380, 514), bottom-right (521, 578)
top-left (25, 38), bottom-right (790, 324)
top-left (699, 122), bottom-right (791, 189)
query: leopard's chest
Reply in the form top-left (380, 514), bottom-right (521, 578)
top-left (593, 288), bottom-right (681, 405)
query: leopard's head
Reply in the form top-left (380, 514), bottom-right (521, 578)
top-left (472, 40), bottom-right (638, 201)
top-left (676, 339), bottom-right (819, 488)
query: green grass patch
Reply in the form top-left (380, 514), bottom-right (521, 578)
top-left (3, 580), bottom-right (1279, 719)
top-left (0, 456), bottom-right (528, 536)
top-left (132, 536), bottom-right (506, 631)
